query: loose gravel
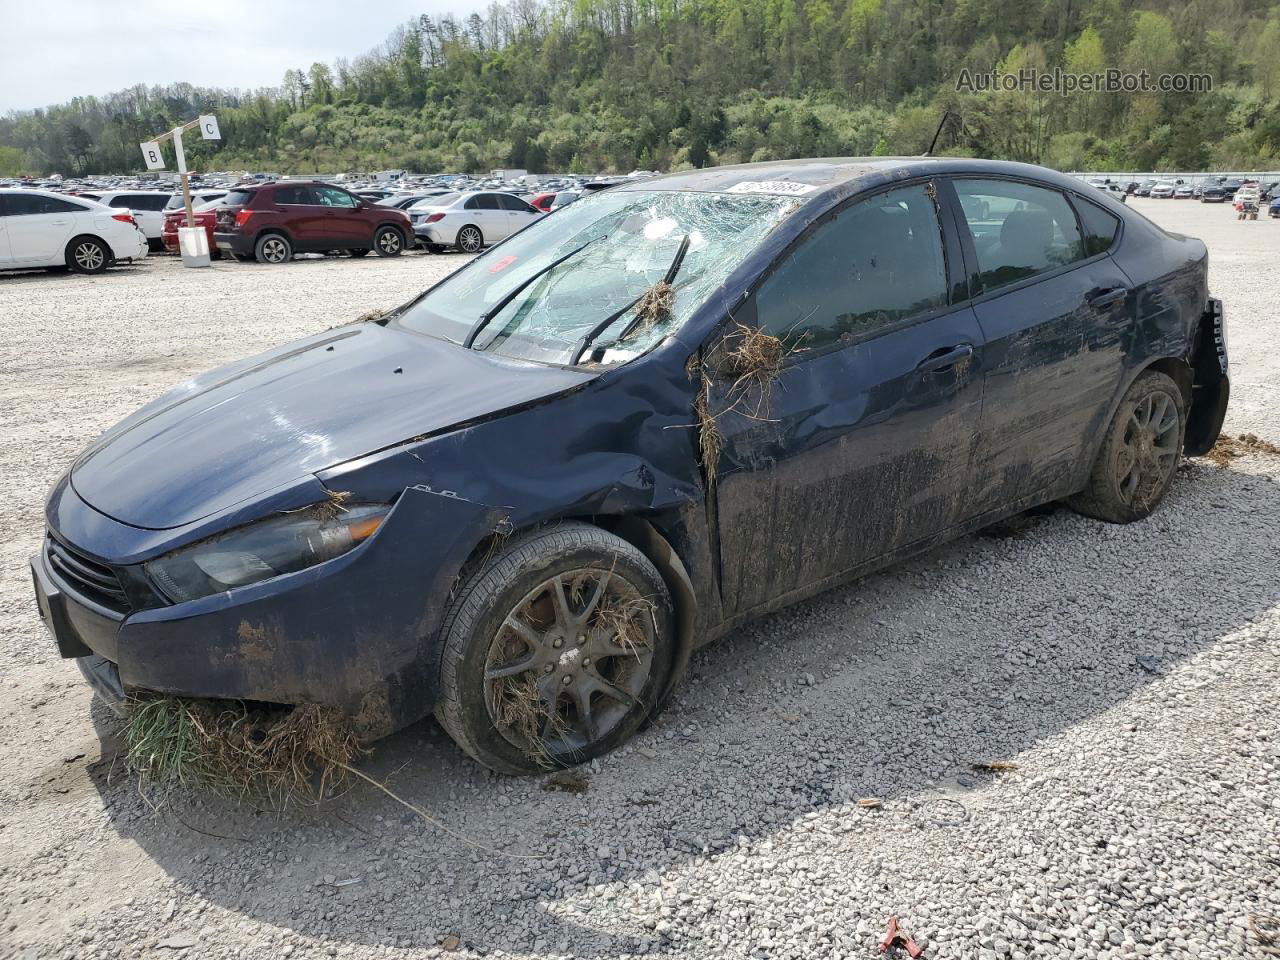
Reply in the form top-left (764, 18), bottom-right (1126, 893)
top-left (0, 203), bottom-right (1277, 960)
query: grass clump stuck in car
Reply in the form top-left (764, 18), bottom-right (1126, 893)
top-left (123, 696), bottom-right (361, 806)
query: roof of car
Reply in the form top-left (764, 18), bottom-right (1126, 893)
top-left (615, 157), bottom-right (1086, 198)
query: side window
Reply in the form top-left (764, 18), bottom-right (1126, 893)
top-left (755, 184), bottom-right (949, 351)
top-left (42, 197), bottom-right (86, 214)
top-left (8, 194), bottom-right (81, 215)
top-left (274, 187), bottom-right (313, 205)
top-left (139, 195), bottom-right (171, 211)
top-left (1073, 197), bottom-right (1121, 256)
top-left (498, 194), bottom-right (535, 213)
top-left (464, 196), bottom-right (480, 210)
top-left (953, 179), bottom-right (1087, 292)
top-left (476, 194), bottom-right (502, 210)
top-left (108, 196), bottom-right (134, 208)
top-left (316, 187), bottom-right (358, 208)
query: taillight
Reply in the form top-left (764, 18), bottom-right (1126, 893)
top-left (111, 212), bottom-right (134, 224)
top-left (234, 210), bottom-right (254, 227)
top-left (424, 213), bottom-right (445, 224)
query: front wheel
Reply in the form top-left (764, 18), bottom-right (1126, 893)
top-left (373, 226), bottom-right (404, 257)
top-left (455, 225), bottom-right (483, 253)
top-left (67, 237), bottom-right (110, 274)
top-left (254, 233), bottom-right (292, 264)
top-left (1068, 371), bottom-right (1185, 523)
top-left (435, 523), bottom-right (674, 774)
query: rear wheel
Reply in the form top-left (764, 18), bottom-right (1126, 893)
top-left (66, 237), bottom-right (110, 274)
top-left (435, 523), bottom-right (674, 774)
top-left (455, 225), bottom-right (483, 254)
top-left (373, 226), bottom-right (404, 257)
top-left (1068, 371), bottom-right (1185, 523)
top-left (254, 233), bottom-right (292, 264)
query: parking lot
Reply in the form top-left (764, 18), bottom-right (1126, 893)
top-left (0, 199), bottom-right (1277, 959)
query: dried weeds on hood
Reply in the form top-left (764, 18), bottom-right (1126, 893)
top-left (123, 697), bottom-right (362, 806)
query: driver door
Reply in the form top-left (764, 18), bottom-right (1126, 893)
top-left (704, 182), bottom-right (985, 619)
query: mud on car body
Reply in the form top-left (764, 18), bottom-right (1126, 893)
top-left (32, 158), bottom-right (1229, 774)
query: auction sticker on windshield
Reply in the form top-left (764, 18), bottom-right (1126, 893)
top-left (725, 180), bottom-right (819, 196)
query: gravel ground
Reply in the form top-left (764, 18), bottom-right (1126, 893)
top-left (0, 202), bottom-right (1277, 960)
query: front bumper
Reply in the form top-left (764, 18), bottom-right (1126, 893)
top-left (32, 485), bottom-right (505, 739)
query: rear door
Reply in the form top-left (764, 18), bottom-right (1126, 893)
top-left (469, 193), bottom-right (508, 240)
top-left (946, 177), bottom-right (1131, 515)
top-left (272, 186), bottom-right (323, 249)
top-left (5, 193), bottom-right (80, 261)
top-left (707, 182), bottom-right (986, 618)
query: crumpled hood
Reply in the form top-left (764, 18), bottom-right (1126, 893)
top-left (71, 323), bottom-right (592, 530)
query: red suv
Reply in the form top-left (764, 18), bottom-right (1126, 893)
top-left (213, 182), bottom-right (411, 264)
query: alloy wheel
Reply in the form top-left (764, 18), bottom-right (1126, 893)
top-left (262, 238), bottom-right (289, 263)
top-left (377, 230), bottom-right (401, 254)
top-left (459, 227), bottom-right (482, 253)
top-left (484, 568), bottom-right (655, 758)
top-left (74, 242), bottom-right (104, 271)
top-left (1116, 391), bottom-right (1179, 506)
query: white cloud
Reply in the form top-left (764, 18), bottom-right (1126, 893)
top-left (0, 0), bottom-right (488, 112)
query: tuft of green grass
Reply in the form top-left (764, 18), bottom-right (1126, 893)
top-left (123, 696), bottom-right (361, 806)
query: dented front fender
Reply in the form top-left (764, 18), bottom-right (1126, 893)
top-left (116, 486), bottom-right (506, 737)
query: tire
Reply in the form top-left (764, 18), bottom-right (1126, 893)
top-left (455, 224), bottom-right (484, 254)
top-left (254, 233), bottom-right (292, 264)
top-left (373, 226), bottom-right (404, 257)
top-left (66, 236), bottom-right (110, 274)
top-left (1068, 371), bottom-right (1185, 524)
top-left (435, 522), bottom-right (675, 775)
top-left (348, 248), bottom-right (370, 258)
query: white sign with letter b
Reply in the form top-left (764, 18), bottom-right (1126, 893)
top-left (140, 141), bottom-right (164, 170)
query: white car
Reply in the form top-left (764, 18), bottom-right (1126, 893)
top-left (0, 188), bottom-right (148, 273)
top-left (1149, 181), bottom-right (1176, 198)
top-left (76, 190), bottom-right (189, 248)
top-left (410, 191), bottom-right (542, 252)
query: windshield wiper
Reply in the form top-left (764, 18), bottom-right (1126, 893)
top-left (569, 234), bottom-right (691, 366)
top-left (462, 236), bottom-right (603, 350)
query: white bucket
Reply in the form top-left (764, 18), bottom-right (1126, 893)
top-left (178, 226), bottom-right (211, 268)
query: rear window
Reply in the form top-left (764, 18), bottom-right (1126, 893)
top-left (164, 195), bottom-right (186, 210)
top-left (1074, 197), bottom-right (1121, 256)
top-left (224, 190), bottom-right (256, 206)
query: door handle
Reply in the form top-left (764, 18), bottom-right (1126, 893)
top-left (916, 343), bottom-right (974, 373)
top-left (1087, 286), bottom-right (1128, 309)
top-left (50, 219), bottom-right (68, 225)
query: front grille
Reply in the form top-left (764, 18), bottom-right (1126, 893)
top-left (46, 536), bottom-right (130, 612)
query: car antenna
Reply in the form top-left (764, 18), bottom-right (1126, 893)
top-left (923, 111), bottom-right (953, 157)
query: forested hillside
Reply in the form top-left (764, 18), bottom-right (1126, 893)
top-left (3, 0), bottom-right (1279, 176)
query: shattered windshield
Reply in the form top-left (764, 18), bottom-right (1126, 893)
top-left (395, 189), bottom-right (802, 365)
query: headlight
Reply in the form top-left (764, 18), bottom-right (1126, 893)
top-left (146, 503), bottom-right (389, 603)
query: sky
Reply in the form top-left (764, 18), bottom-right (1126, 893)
top-left (0, 0), bottom-right (488, 113)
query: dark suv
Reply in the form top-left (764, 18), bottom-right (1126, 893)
top-left (213, 182), bottom-right (411, 264)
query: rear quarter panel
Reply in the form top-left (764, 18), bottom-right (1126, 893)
top-left (1107, 211), bottom-right (1207, 377)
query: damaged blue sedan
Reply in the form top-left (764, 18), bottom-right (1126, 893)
top-left (33, 158), bottom-right (1228, 773)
